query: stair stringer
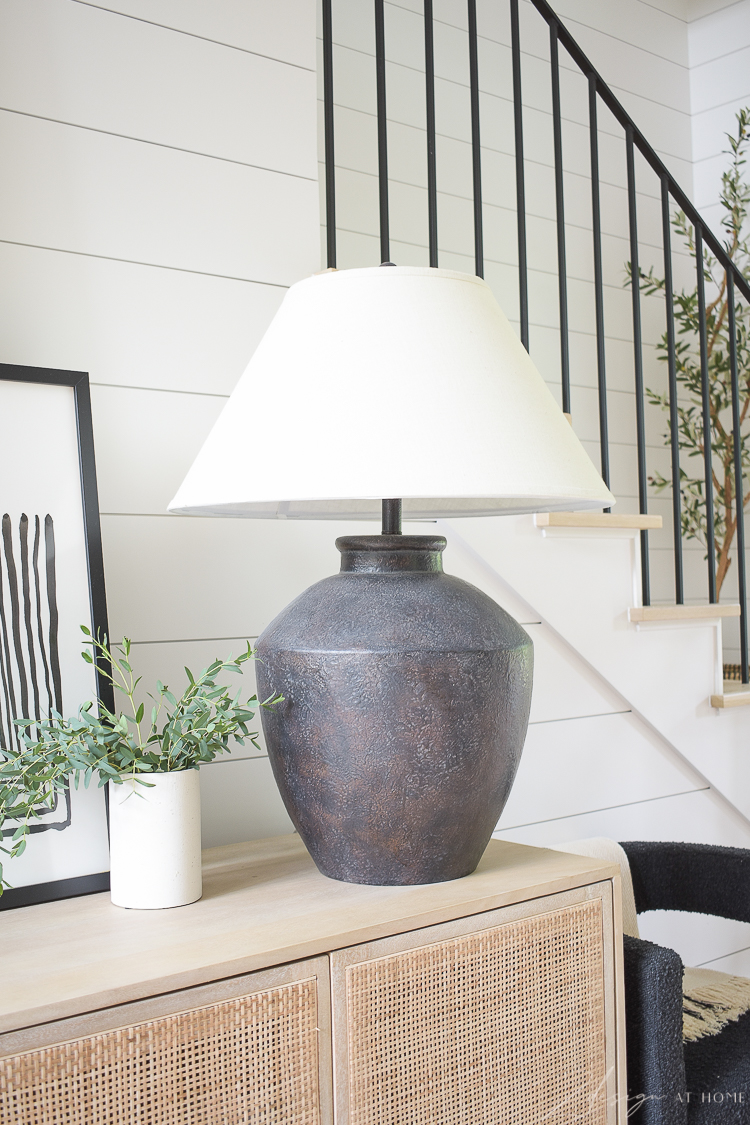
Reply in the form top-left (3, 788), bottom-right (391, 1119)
top-left (438, 515), bottom-right (750, 829)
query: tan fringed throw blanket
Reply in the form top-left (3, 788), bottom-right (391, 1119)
top-left (683, 966), bottom-right (750, 1042)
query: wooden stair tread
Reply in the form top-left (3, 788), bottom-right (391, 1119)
top-left (711, 684), bottom-right (750, 709)
top-left (629, 604), bottom-right (741, 622)
top-left (535, 512), bottom-right (662, 530)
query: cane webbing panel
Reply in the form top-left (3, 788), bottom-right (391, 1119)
top-left (0, 978), bottom-right (320, 1125)
top-left (345, 900), bottom-right (606, 1125)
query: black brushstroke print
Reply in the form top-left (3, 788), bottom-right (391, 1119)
top-left (19, 516), bottom-right (39, 723)
top-left (44, 515), bottom-right (63, 716)
top-left (0, 665), bottom-right (6, 750)
top-left (0, 565), bottom-right (11, 752)
top-left (0, 519), bottom-right (20, 752)
top-left (32, 516), bottom-right (53, 718)
top-left (2, 514), bottom-right (28, 721)
top-left (1, 514), bottom-right (70, 837)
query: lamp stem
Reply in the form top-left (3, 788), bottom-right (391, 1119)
top-left (382, 499), bottom-right (402, 535)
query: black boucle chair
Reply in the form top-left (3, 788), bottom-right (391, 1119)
top-left (620, 842), bottom-right (750, 1125)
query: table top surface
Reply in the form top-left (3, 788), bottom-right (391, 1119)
top-left (0, 833), bottom-right (617, 1035)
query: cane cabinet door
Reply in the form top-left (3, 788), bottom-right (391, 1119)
top-left (0, 957), bottom-right (333, 1125)
top-left (330, 882), bottom-right (618, 1125)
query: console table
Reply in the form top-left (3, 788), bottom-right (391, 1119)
top-left (0, 834), bottom-right (625, 1124)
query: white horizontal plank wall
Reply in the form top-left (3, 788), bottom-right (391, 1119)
top-left (689, 0), bottom-right (750, 233)
top-left (0, 0), bottom-right (323, 848)
top-left (4, 0), bottom-right (747, 972)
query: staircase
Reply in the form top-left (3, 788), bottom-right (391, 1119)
top-left (320, 0), bottom-right (750, 680)
top-left (429, 514), bottom-right (749, 821)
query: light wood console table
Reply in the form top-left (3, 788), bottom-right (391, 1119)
top-left (0, 834), bottom-right (625, 1124)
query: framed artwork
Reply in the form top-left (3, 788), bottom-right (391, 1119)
top-left (0, 363), bottom-right (112, 910)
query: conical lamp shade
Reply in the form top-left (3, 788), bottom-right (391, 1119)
top-left (168, 266), bottom-right (614, 519)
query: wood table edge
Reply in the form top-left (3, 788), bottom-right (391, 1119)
top-left (0, 853), bottom-right (619, 1036)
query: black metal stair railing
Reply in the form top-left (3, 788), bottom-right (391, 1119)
top-left (320, 0), bottom-right (750, 685)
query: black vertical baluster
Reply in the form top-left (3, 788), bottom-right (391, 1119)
top-left (322, 0), bottom-right (336, 268)
top-left (424, 0), bottom-right (438, 267)
top-left (588, 75), bottom-right (609, 492)
top-left (550, 21), bottom-right (570, 414)
top-left (510, 0), bottom-right (528, 347)
top-left (728, 272), bottom-right (748, 681)
top-left (662, 176), bottom-right (684, 603)
top-left (375, 0), bottom-right (390, 263)
top-left (696, 226), bottom-right (717, 602)
top-left (626, 128), bottom-right (650, 605)
top-left (467, 0), bottom-right (483, 278)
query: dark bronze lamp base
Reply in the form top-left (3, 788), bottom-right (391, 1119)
top-left (256, 534), bottom-right (533, 886)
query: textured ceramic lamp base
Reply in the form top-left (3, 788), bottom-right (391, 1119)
top-left (256, 536), bottom-right (533, 886)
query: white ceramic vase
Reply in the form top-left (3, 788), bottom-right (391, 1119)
top-left (108, 768), bottom-right (202, 909)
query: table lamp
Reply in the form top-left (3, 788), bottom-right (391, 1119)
top-left (169, 266), bottom-right (613, 886)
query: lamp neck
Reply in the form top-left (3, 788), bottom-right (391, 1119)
top-left (336, 535), bottom-right (446, 574)
top-left (381, 498), bottom-right (402, 534)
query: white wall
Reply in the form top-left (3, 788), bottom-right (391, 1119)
top-left (689, 0), bottom-right (750, 227)
top-left (3, 0), bottom-right (749, 969)
top-left (0, 0), bottom-right (322, 850)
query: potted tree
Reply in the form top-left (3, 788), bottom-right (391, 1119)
top-left (0, 629), bottom-right (280, 909)
top-left (631, 108), bottom-right (750, 604)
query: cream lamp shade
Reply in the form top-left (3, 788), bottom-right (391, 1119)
top-left (168, 265), bottom-right (614, 519)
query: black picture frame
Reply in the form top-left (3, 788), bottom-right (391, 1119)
top-left (0, 363), bottom-right (113, 910)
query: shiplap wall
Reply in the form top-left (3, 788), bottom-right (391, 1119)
top-left (2, 0), bottom-right (749, 969)
top-left (690, 0), bottom-right (750, 236)
top-left (0, 0), bottom-right (327, 850)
